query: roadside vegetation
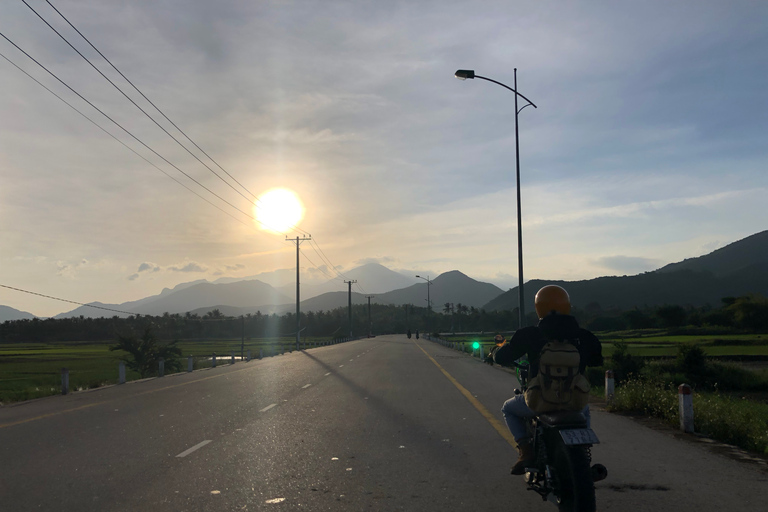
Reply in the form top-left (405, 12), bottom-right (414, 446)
top-left (597, 339), bottom-right (768, 454)
top-left (0, 335), bottom-right (332, 404)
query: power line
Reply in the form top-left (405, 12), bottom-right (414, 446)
top-left (0, 50), bottom-right (252, 229)
top-left (22, 0), bottom-right (256, 206)
top-left (0, 284), bottom-right (136, 316)
top-left (43, 0), bottom-right (257, 204)
top-left (31, 0), bottom-right (311, 238)
top-left (0, 29), bottom-right (257, 223)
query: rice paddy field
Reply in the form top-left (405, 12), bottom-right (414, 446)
top-left (0, 337), bottom-right (334, 404)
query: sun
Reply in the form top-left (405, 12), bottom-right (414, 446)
top-left (254, 188), bottom-right (305, 233)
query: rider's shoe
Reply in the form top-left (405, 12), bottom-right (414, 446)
top-left (511, 439), bottom-right (535, 475)
top-left (591, 464), bottom-right (608, 482)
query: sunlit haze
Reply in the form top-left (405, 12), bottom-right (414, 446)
top-left (0, 0), bottom-right (766, 316)
top-left (255, 188), bottom-right (305, 234)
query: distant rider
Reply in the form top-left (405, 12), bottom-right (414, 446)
top-left (493, 285), bottom-right (603, 475)
top-left (485, 334), bottom-right (507, 365)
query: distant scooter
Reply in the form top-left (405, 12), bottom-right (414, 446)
top-left (407, 329), bottom-right (412, 339)
top-left (415, 330), bottom-right (419, 339)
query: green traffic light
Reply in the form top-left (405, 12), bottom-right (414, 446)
top-left (472, 341), bottom-right (480, 350)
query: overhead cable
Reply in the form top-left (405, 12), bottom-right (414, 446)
top-left (31, 0), bottom-right (311, 238)
top-left (0, 30), bottom-right (255, 222)
top-left (0, 51), bottom-right (252, 228)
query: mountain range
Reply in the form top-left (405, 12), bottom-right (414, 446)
top-left (483, 230), bottom-right (768, 311)
top-left (2, 230), bottom-right (767, 321)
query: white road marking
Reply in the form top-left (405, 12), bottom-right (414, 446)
top-left (265, 497), bottom-right (285, 503)
top-left (260, 403), bottom-right (277, 412)
top-left (302, 384), bottom-right (312, 389)
top-left (339, 365), bottom-right (344, 368)
top-left (176, 440), bottom-right (212, 458)
top-left (349, 359), bottom-right (353, 362)
top-left (324, 372), bottom-right (331, 376)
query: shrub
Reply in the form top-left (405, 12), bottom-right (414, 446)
top-left (694, 394), bottom-right (768, 453)
top-left (610, 342), bottom-right (645, 382)
top-left (609, 378), bottom-right (678, 422)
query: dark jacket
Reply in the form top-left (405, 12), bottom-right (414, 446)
top-left (493, 314), bottom-right (603, 378)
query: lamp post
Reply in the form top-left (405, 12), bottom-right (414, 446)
top-left (415, 275), bottom-right (432, 334)
top-left (455, 68), bottom-right (536, 329)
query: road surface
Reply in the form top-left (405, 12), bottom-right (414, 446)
top-left (1, 335), bottom-right (767, 511)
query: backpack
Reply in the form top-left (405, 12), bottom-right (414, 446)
top-left (524, 340), bottom-right (591, 413)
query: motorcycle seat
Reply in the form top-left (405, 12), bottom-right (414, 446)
top-left (537, 411), bottom-right (587, 427)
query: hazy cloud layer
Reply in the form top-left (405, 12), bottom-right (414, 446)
top-left (595, 256), bottom-right (665, 275)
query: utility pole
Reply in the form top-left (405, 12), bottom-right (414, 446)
top-left (287, 235), bottom-right (312, 351)
top-left (344, 280), bottom-right (357, 339)
top-left (241, 315), bottom-right (245, 360)
top-left (415, 275), bottom-right (433, 334)
top-left (366, 296), bottom-right (375, 337)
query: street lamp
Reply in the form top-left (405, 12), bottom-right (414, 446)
top-left (415, 275), bottom-right (432, 333)
top-left (455, 68), bottom-right (537, 329)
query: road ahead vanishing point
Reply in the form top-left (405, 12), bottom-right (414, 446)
top-left (2, 335), bottom-right (767, 511)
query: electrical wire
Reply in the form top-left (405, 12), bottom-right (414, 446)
top-left (0, 283), bottom-right (255, 321)
top-left (22, 0), bottom-right (256, 206)
top-left (43, 0), bottom-right (256, 203)
top-left (0, 50), bottom-right (252, 229)
top-left (32, 0), bottom-right (312, 238)
top-left (0, 284), bottom-right (136, 316)
top-left (0, 29), bottom-right (256, 223)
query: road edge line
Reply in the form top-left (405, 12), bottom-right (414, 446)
top-left (412, 339), bottom-right (517, 448)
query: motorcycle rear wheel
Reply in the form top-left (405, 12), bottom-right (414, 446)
top-left (550, 441), bottom-right (596, 512)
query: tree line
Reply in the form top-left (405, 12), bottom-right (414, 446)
top-left (1, 293), bottom-right (766, 343)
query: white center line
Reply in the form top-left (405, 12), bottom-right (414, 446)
top-left (339, 365), bottom-right (344, 368)
top-left (259, 403), bottom-right (277, 412)
top-left (324, 372), bottom-right (331, 376)
top-left (176, 440), bottom-right (212, 458)
top-left (302, 384), bottom-right (312, 389)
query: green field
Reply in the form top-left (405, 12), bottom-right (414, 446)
top-left (0, 337), bottom-right (334, 404)
top-left (440, 332), bottom-right (768, 358)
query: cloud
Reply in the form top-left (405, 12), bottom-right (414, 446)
top-left (355, 257), bottom-right (395, 266)
top-left (127, 273), bottom-right (139, 281)
top-left (137, 262), bottom-right (161, 273)
top-left (225, 264), bottom-right (246, 271)
top-left (595, 256), bottom-right (664, 274)
top-left (56, 259), bottom-right (89, 277)
top-left (168, 262), bottom-right (208, 273)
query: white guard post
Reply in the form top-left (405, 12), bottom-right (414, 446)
top-left (605, 370), bottom-right (614, 405)
top-left (678, 383), bottom-right (694, 433)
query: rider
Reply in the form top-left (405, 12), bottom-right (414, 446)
top-left (485, 334), bottom-right (507, 365)
top-left (493, 285), bottom-right (603, 475)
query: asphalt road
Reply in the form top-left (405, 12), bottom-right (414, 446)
top-left (1, 335), bottom-right (767, 511)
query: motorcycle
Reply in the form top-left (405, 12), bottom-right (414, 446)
top-left (510, 360), bottom-right (607, 512)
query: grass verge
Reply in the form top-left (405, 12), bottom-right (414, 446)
top-left (608, 378), bottom-right (768, 454)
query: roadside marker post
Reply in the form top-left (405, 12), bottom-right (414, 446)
top-left (61, 368), bottom-right (69, 395)
top-left (231, 351), bottom-right (235, 365)
top-left (158, 358), bottom-right (164, 377)
top-left (212, 353), bottom-right (217, 368)
top-left (259, 349), bottom-right (263, 359)
top-left (679, 384), bottom-right (694, 433)
top-left (118, 361), bottom-right (126, 384)
top-left (247, 350), bottom-right (251, 362)
top-left (188, 356), bottom-right (193, 372)
top-left (605, 370), bottom-right (615, 405)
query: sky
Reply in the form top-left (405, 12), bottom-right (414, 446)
top-left (1, 0), bottom-right (767, 317)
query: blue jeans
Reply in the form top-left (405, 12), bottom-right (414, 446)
top-left (501, 394), bottom-right (591, 443)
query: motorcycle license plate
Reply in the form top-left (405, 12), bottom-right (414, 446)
top-left (559, 428), bottom-right (600, 445)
